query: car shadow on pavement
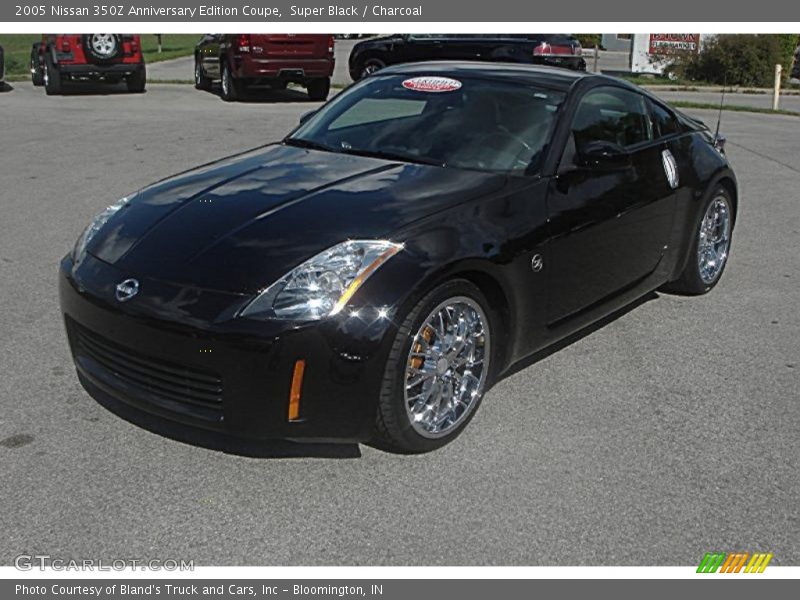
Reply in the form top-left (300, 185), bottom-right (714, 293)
top-left (0, 82), bottom-right (13, 92)
top-left (199, 84), bottom-right (319, 104)
top-left (502, 291), bottom-right (659, 380)
top-left (85, 375), bottom-right (362, 459)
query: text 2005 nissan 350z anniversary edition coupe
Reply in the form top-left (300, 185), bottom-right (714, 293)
top-left (60, 63), bottom-right (737, 453)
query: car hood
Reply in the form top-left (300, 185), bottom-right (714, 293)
top-left (89, 143), bottom-right (506, 294)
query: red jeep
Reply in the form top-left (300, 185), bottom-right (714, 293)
top-left (31, 34), bottom-right (146, 95)
top-left (194, 34), bottom-right (335, 101)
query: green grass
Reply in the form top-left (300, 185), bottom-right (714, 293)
top-left (139, 34), bottom-right (201, 63)
top-left (0, 34), bottom-right (199, 77)
top-left (670, 100), bottom-right (800, 117)
top-left (0, 35), bottom-right (40, 77)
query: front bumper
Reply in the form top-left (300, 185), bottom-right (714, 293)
top-left (59, 254), bottom-right (395, 444)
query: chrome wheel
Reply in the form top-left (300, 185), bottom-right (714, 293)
top-left (194, 60), bottom-right (201, 85)
top-left (697, 195), bottom-right (732, 284)
top-left (404, 297), bottom-right (491, 439)
top-left (361, 61), bottom-right (384, 78)
top-left (90, 34), bottom-right (117, 57)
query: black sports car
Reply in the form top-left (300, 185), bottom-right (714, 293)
top-left (60, 63), bottom-right (737, 453)
top-left (348, 34), bottom-right (586, 81)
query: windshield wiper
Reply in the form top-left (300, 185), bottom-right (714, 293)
top-left (340, 148), bottom-right (445, 167)
top-left (284, 137), bottom-right (337, 153)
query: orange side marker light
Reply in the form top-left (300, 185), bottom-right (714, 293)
top-left (288, 359), bottom-right (306, 421)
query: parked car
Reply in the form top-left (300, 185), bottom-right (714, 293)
top-left (348, 34), bottom-right (586, 81)
top-left (60, 62), bottom-right (737, 453)
top-left (0, 45), bottom-right (5, 87)
top-left (31, 34), bottom-right (146, 95)
top-left (194, 34), bottom-right (335, 101)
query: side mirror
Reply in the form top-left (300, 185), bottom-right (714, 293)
top-left (577, 140), bottom-right (631, 170)
top-left (298, 110), bottom-right (318, 126)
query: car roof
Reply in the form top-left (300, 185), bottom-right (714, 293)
top-left (377, 61), bottom-right (604, 92)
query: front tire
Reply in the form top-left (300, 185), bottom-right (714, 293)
top-left (194, 56), bottom-right (211, 90)
top-left (31, 46), bottom-right (44, 86)
top-left (664, 185), bottom-right (734, 295)
top-left (373, 279), bottom-right (497, 453)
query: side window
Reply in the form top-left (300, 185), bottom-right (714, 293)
top-left (570, 87), bottom-right (653, 151)
top-left (650, 100), bottom-right (681, 138)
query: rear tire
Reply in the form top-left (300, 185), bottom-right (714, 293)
top-left (306, 77), bottom-right (331, 101)
top-left (358, 57), bottom-right (386, 80)
top-left (126, 65), bottom-right (146, 93)
top-left (372, 279), bottom-right (498, 454)
top-left (663, 185), bottom-right (734, 295)
top-left (194, 56), bottom-right (211, 90)
top-left (220, 62), bottom-right (244, 101)
top-left (44, 55), bottom-right (62, 95)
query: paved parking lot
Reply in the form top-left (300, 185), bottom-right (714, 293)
top-left (0, 81), bottom-right (798, 566)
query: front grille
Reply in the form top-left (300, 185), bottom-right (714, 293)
top-left (73, 323), bottom-right (223, 411)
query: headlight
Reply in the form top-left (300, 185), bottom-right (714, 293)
top-left (240, 240), bottom-right (403, 321)
top-left (72, 196), bottom-right (132, 264)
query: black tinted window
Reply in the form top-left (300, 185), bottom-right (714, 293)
top-left (571, 87), bottom-right (653, 149)
top-left (650, 101), bottom-right (681, 138)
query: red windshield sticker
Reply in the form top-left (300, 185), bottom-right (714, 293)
top-left (402, 76), bottom-right (462, 93)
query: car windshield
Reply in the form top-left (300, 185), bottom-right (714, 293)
top-left (287, 74), bottom-right (565, 174)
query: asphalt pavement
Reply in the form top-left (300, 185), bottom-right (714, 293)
top-left (0, 81), bottom-right (798, 566)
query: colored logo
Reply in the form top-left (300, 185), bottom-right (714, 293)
top-left (402, 76), bottom-right (462, 93)
top-left (697, 552), bottom-right (773, 573)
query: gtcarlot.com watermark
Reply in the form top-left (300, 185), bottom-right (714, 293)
top-left (14, 554), bottom-right (194, 571)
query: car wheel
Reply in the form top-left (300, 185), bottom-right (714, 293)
top-left (83, 34), bottom-right (122, 62)
top-left (373, 279), bottom-right (497, 453)
top-left (44, 55), bottom-right (62, 95)
top-left (31, 46), bottom-right (44, 86)
top-left (126, 65), bottom-right (146, 93)
top-left (359, 58), bottom-right (385, 79)
top-left (306, 77), bottom-right (331, 101)
top-left (664, 185), bottom-right (734, 295)
top-left (220, 62), bottom-right (244, 101)
top-left (194, 56), bottom-right (211, 90)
